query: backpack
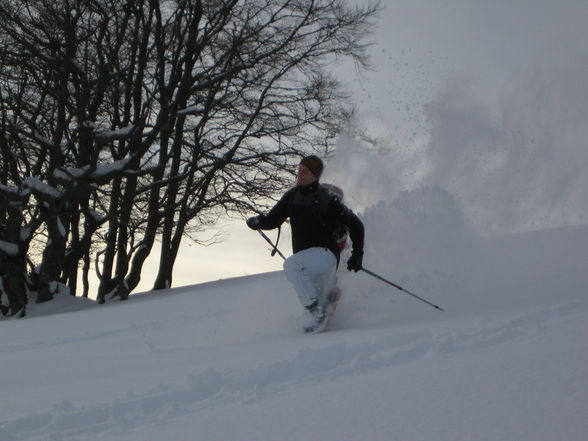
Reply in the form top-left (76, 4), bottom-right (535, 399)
top-left (320, 183), bottom-right (349, 251)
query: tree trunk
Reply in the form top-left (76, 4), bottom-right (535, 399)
top-left (36, 213), bottom-right (69, 303)
top-left (97, 178), bottom-right (122, 303)
top-left (0, 199), bottom-right (30, 316)
top-left (0, 253), bottom-right (28, 317)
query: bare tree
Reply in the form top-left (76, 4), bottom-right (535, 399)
top-left (0, 0), bottom-right (135, 310)
top-left (0, 0), bottom-right (382, 314)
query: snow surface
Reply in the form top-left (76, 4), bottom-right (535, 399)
top-left (2, 2), bottom-right (588, 439)
top-left (1, 213), bottom-right (587, 441)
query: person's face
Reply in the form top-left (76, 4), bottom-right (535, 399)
top-left (296, 163), bottom-right (318, 186)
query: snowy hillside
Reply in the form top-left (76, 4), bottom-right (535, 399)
top-left (1, 216), bottom-right (587, 441)
top-left (2, 0), bottom-right (588, 439)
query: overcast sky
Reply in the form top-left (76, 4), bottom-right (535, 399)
top-left (346, 0), bottom-right (587, 124)
top-left (141, 0), bottom-right (588, 291)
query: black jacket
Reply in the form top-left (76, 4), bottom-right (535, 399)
top-left (257, 181), bottom-right (364, 263)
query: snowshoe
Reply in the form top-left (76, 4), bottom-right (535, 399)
top-left (305, 287), bottom-right (342, 333)
top-left (303, 300), bottom-right (321, 333)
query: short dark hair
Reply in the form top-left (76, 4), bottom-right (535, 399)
top-left (299, 155), bottom-right (323, 178)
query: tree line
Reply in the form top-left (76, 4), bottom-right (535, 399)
top-left (0, 0), bottom-right (380, 316)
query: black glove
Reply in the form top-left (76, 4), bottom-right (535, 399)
top-left (246, 216), bottom-right (261, 230)
top-left (347, 251), bottom-right (363, 272)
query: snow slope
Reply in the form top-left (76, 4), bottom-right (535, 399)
top-left (1, 218), bottom-right (587, 441)
top-left (2, 2), bottom-right (588, 439)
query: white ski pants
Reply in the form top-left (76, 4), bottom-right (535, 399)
top-left (283, 247), bottom-right (337, 309)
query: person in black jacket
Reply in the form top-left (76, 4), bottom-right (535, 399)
top-left (247, 155), bottom-right (364, 332)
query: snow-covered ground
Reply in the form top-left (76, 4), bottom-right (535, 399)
top-left (2, 210), bottom-right (587, 441)
top-left (2, 2), bottom-right (588, 438)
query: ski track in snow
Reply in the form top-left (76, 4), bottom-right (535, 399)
top-left (1, 297), bottom-right (585, 441)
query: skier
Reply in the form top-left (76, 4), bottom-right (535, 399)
top-left (246, 155), bottom-right (364, 332)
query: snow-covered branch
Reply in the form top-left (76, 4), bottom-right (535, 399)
top-left (95, 125), bottom-right (136, 141)
top-left (22, 177), bottom-right (61, 200)
top-left (0, 240), bottom-right (19, 256)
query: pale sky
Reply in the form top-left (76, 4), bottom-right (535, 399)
top-left (138, 0), bottom-right (588, 291)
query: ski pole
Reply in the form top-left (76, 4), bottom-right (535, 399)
top-left (255, 229), bottom-right (444, 312)
top-left (257, 229), bottom-right (286, 260)
top-left (361, 267), bottom-right (445, 312)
